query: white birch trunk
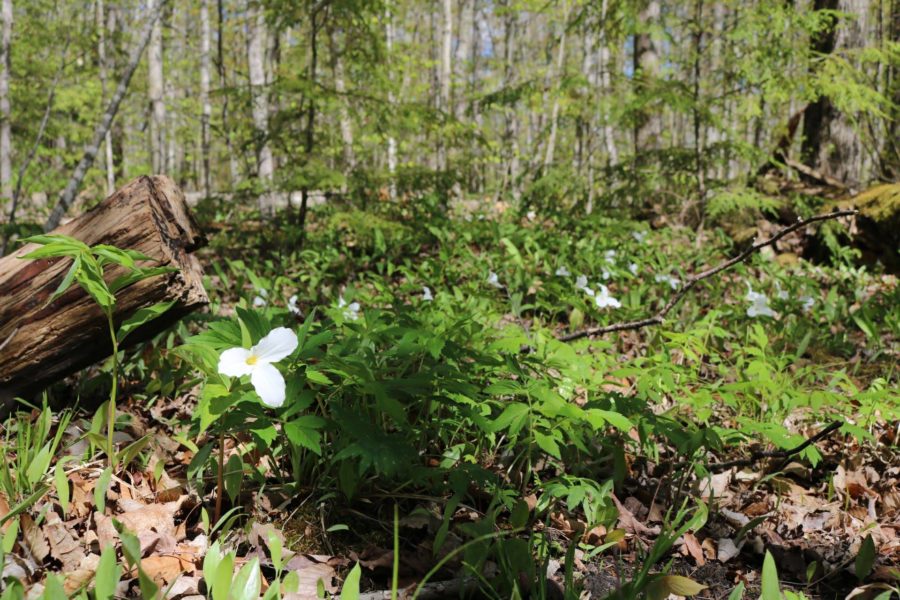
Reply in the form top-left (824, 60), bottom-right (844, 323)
top-left (331, 33), bottom-right (355, 172)
top-left (96, 0), bottom-right (115, 195)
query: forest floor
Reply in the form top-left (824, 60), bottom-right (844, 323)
top-left (1, 201), bottom-right (898, 599)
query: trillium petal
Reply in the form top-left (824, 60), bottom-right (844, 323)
top-left (251, 362), bottom-right (286, 408)
top-left (252, 327), bottom-right (299, 363)
top-left (218, 348), bottom-right (255, 377)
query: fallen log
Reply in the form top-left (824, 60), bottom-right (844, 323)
top-left (0, 175), bottom-right (208, 411)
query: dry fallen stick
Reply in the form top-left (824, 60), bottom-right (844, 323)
top-left (667, 420), bottom-right (844, 474)
top-left (559, 209), bottom-right (858, 342)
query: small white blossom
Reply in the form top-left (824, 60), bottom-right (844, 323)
top-left (555, 266), bottom-right (571, 277)
top-left (526, 210), bottom-right (537, 221)
top-left (338, 296), bottom-right (361, 320)
top-left (655, 274), bottom-right (681, 290)
top-left (287, 294), bottom-right (301, 315)
top-left (575, 274), bottom-right (589, 290)
top-left (774, 281), bottom-right (789, 300)
top-left (632, 231), bottom-right (648, 243)
top-left (218, 327), bottom-right (298, 408)
top-left (629, 263), bottom-right (639, 275)
top-left (253, 295), bottom-right (267, 307)
top-left (800, 295), bottom-right (815, 312)
top-left (422, 286), bottom-right (433, 301)
top-left (487, 271), bottom-right (503, 288)
top-left (601, 269), bottom-right (611, 280)
top-left (604, 250), bottom-right (617, 264)
top-left (595, 285), bottom-right (621, 309)
top-left (745, 283), bottom-right (776, 318)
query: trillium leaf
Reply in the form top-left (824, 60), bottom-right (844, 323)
top-left (658, 575), bottom-right (708, 596)
top-left (49, 255), bottom-right (81, 303)
top-left (116, 300), bottom-right (176, 343)
top-left (305, 368), bottom-right (332, 385)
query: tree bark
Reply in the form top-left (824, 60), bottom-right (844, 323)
top-left (148, 0), bottom-right (166, 174)
top-left (200, 0), bottom-right (212, 197)
top-left (0, 0), bottom-right (12, 203)
top-left (633, 0), bottom-right (662, 154)
top-left (97, 0), bottom-right (116, 197)
top-left (44, 0), bottom-right (168, 232)
top-left (329, 29), bottom-right (355, 173)
top-left (384, 7), bottom-right (398, 198)
top-left (543, 2), bottom-right (571, 170)
top-left (0, 176), bottom-right (207, 410)
top-left (437, 0), bottom-right (452, 170)
top-left (801, 0), bottom-right (870, 189)
top-left (247, 0), bottom-right (274, 213)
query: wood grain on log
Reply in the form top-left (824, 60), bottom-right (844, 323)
top-left (0, 175), bottom-right (208, 407)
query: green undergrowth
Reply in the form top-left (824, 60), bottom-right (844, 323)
top-left (2, 200), bottom-right (898, 599)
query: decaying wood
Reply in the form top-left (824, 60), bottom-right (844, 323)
top-left (0, 175), bottom-right (207, 409)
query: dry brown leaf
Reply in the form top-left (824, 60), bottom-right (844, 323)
top-left (64, 554), bottom-right (100, 595)
top-left (612, 494), bottom-right (660, 537)
top-left (44, 516), bottom-right (84, 572)
top-left (21, 514), bottom-right (50, 563)
top-left (139, 554), bottom-right (195, 587)
top-left (682, 533), bottom-right (706, 566)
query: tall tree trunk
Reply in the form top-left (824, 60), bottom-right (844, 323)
top-left (454, 0), bottom-right (472, 120)
top-left (217, 0), bottom-right (238, 186)
top-left (385, 7), bottom-right (397, 198)
top-left (330, 30), bottom-right (355, 173)
top-left (437, 0), bottom-right (452, 171)
top-left (801, 0), bottom-right (869, 188)
top-left (45, 0), bottom-right (169, 231)
top-left (200, 0), bottom-right (211, 196)
top-left (297, 8), bottom-right (320, 242)
top-left (692, 0), bottom-right (707, 217)
top-left (247, 0), bottom-right (273, 213)
top-left (598, 0), bottom-right (619, 165)
top-left (0, 0), bottom-right (12, 203)
top-left (500, 3), bottom-right (520, 200)
top-left (96, 0), bottom-right (115, 196)
top-left (633, 0), bottom-right (662, 155)
top-left (543, 2), bottom-right (571, 170)
top-left (148, 0), bottom-right (166, 174)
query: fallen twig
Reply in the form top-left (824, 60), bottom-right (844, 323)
top-left (559, 209), bottom-right (858, 342)
top-left (669, 420), bottom-right (843, 474)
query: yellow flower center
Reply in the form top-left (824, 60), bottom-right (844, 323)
top-left (246, 355), bottom-right (259, 366)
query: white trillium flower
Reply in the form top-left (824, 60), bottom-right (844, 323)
top-left (745, 283), bottom-right (776, 318)
top-left (575, 274), bottom-right (589, 290)
top-left (487, 271), bottom-right (503, 288)
top-left (338, 296), bottom-right (361, 320)
top-left (526, 210), bottom-right (537, 221)
top-left (629, 263), bottom-right (639, 275)
top-left (218, 327), bottom-right (298, 408)
top-left (604, 249), bottom-right (617, 264)
top-left (253, 295), bottom-right (267, 307)
top-left (555, 266), bottom-right (571, 277)
top-left (422, 286), bottom-right (433, 301)
top-left (601, 269), bottom-right (612, 281)
top-left (287, 294), bottom-right (301, 315)
top-left (800, 295), bottom-right (815, 312)
top-left (632, 231), bottom-right (648, 243)
top-left (774, 281), bottom-right (789, 300)
top-left (595, 285), bottom-right (621, 309)
top-left (655, 274), bottom-right (681, 290)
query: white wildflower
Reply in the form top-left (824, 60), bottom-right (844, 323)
top-left (338, 296), bottom-right (361, 320)
top-left (745, 283), bottom-right (776, 318)
top-left (218, 327), bottom-right (298, 408)
top-left (595, 285), bottom-right (621, 309)
top-left (287, 294), bottom-right (301, 315)
top-left (422, 286), bottom-right (433, 301)
top-left (632, 231), bottom-right (648, 243)
top-left (629, 263), bottom-right (639, 275)
top-left (800, 295), bottom-right (815, 312)
top-left (555, 266), bottom-right (571, 277)
top-left (655, 274), bottom-right (681, 290)
top-left (487, 271), bottom-right (503, 288)
top-left (775, 281), bottom-right (789, 300)
top-left (604, 249), bottom-right (617, 264)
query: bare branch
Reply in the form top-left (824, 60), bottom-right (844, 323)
top-left (559, 210), bottom-right (858, 343)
